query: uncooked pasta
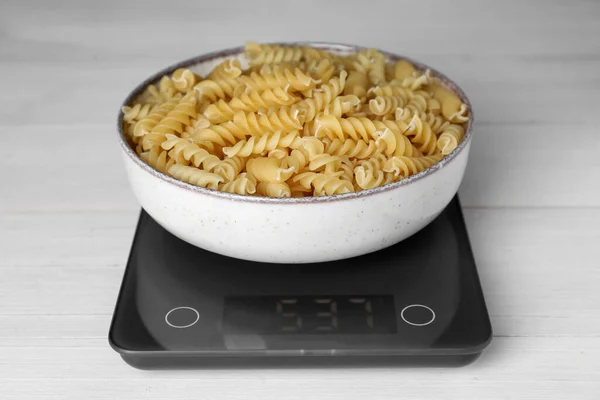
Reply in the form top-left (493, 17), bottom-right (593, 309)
top-left (121, 42), bottom-right (470, 197)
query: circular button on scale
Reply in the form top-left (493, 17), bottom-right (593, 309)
top-left (165, 306), bottom-right (199, 328)
top-left (401, 304), bottom-right (435, 327)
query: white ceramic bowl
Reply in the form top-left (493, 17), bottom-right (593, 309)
top-left (117, 43), bottom-right (474, 263)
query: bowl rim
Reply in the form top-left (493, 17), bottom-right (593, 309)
top-left (117, 41), bottom-right (474, 204)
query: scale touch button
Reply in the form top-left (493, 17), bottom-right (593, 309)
top-left (165, 306), bottom-right (200, 329)
top-left (401, 304), bottom-right (436, 327)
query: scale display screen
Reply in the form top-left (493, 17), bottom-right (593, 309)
top-left (223, 295), bottom-right (397, 334)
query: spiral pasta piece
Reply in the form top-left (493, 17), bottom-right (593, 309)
top-left (219, 173), bottom-right (257, 195)
top-left (194, 78), bottom-right (237, 102)
top-left (384, 172), bottom-right (399, 185)
top-left (374, 128), bottom-right (423, 157)
top-left (165, 145), bottom-right (191, 166)
top-left (350, 51), bottom-right (370, 75)
top-left (245, 42), bottom-right (304, 66)
top-left (322, 95), bottom-right (361, 117)
top-left (192, 123), bottom-right (247, 147)
top-left (172, 68), bottom-right (199, 93)
top-left (159, 76), bottom-right (179, 98)
top-left (437, 124), bottom-right (465, 155)
top-left (354, 172), bottom-right (384, 190)
top-left (247, 157), bottom-right (295, 183)
top-left (180, 117), bottom-right (215, 151)
top-left (390, 72), bottom-right (429, 91)
top-left (142, 92), bottom-right (197, 151)
top-left (209, 59), bottom-right (243, 80)
top-left (282, 137), bottom-right (325, 172)
top-left (150, 92), bottom-right (197, 135)
top-left (297, 71), bottom-right (347, 122)
top-left (404, 114), bottom-right (437, 155)
top-left (448, 103), bottom-right (469, 124)
top-left (338, 157), bottom-right (355, 183)
top-left (122, 104), bottom-right (154, 123)
top-left (203, 99), bottom-right (236, 124)
top-left (139, 84), bottom-right (168, 105)
top-left (302, 47), bottom-right (353, 69)
top-left (168, 164), bottom-right (224, 189)
top-left (394, 108), bottom-right (449, 135)
top-left (432, 85), bottom-right (469, 122)
top-left (305, 59), bottom-right (336, 82)
top-left (357, 153), bottom-right (387, 171)
top-left (257, 181), bottom-right (291, 198)
top-left (368, 84), bottom-right (414, 104)
top-left (368, 57), bottom-right (386, 86)
top-left (350, 49), bottom-right (386, 85)
top-left (289, 182), bottom-right (312, 197)
top-left (213, 156), bottom-right (246, 181)
top-left (123, 122), bottom-right (137, 143)
top-left (237, 66), bottom-right (316, 92)
top-left (283, 149), bottom-right (309, 173)
top-left (267, 148), bottom-right (289, 159)
top-left (252, 62), bottom-right (299, 75)
top-left (229, 107), bottom-right (304, 136)
top-left (209, 105), bottom-right (299, 144)
top-left (222, 130), bottom-right (301, 157)
top-left (229, 87), bottom-right (298, 112)
top-left (354, 161), bottom-right (385, 189)
top-left (140, 146), bottom-right (175, 174)
top-left (292, 172), bottom-right (353, 196)
top-left (368, 95), bottom-right (405, 116)
top-left (427, 98), bottom-right (441, 115)
top-left (308, 153), bottom-right (343, 173)
top-left (383, 154), bottom-right (443, 178)
top-left (160, 134), bottom-right (221, 171)
top-left (324, 138), bottom-right (384, 159)
top-left (393, 93), bottom-right (429, 121)
top-left (314, 115), bottom-right (410, 154)
top-left (298, 135), bottom-right (325, 156)
top-left (133, 96), bottom-right (181, 137)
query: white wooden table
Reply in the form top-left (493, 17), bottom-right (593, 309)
top-left (1, 0), bottom-right (599, 398)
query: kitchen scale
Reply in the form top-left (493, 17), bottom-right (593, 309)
top-left (109, 196), bottom-right (492, 369)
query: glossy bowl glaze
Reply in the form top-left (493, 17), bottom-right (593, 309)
top-left (117, 42), bottom-right (474, 263)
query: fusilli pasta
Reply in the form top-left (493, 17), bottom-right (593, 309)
top-left (297, 71), bottom-right (347, 122)
top-left (123, 43), bottom-right (470, 197)
top-left (247, 157), bottom-right (295, 183)
top-left (220, 173), bottom-right (257, 195)
top-left (237, 66), bottom-right (316, 92)
top-left (383, 154), bottom-right (443, 178)
top-left (404, 114), bottom-right (437, 156)
top-left (437, 124), bottom-right (465, 155)
top-left (245, 42), bottom-right (304, 66)
top-left (168, 164), bottom-right (224, 189)
top-left (293, 172), bottom-right (353, 196)
top-left (222, 130), bottom-right (301, 158)
top-left (122, 104), bottom-right (154, 123)
top-left (257, 181), bottom-right (291, 198)
top-left (172, 68), bottom-right (199, 93)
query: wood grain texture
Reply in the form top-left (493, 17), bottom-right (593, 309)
top-left (1, 0), bottom-right (599, 398)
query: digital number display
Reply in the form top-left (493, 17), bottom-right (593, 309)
top-left (223, 295), bottom-right (397, 334)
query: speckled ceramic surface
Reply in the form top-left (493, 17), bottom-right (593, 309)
top-left (117, 42), bottom-right (474, 263)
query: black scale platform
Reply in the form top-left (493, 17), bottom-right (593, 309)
top-left (109, 196), bottom-right (492, 369)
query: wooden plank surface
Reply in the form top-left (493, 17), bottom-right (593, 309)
top-left (1, 0), bottom-right (599, 398)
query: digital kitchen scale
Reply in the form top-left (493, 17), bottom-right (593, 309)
top-left (109, 196), bottom-right (492, 369)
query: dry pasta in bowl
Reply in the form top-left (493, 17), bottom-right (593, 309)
top-left (121, 42), bottom-right (471, 198)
